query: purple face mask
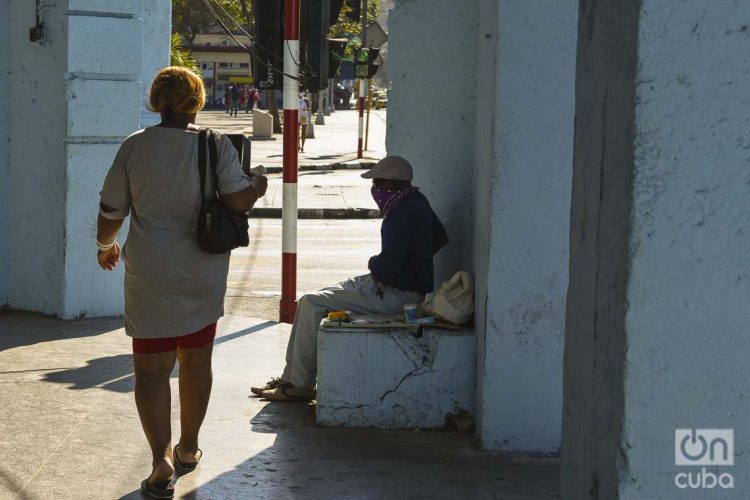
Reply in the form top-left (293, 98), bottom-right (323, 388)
top-left (371, 187), bottom-right (398, 212)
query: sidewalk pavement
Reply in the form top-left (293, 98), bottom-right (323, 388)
top-left (195, 109), bottom-right (385, 219)
top-left (0, 312), bottom-right (559, 499)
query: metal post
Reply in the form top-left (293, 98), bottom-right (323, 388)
top-left (357, 78), bottom-right (365, 157)
top-left (316, 90), bottom-right (325, 124)
top-left (365, 79), bottom-right (372, 150)
top-left (357, 0), bottom-right (367, 158)
top-left (212, 61), bottom-right (217, 108)
top-left (280, 0), bottom-right (299, 323)
top-left (328, 79), bottom-right (334, 114)
top-left (325, 78), bottom-right (333, 115)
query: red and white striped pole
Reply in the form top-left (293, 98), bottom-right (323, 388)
top-left (280, 0), bottom-right (299, 323)
top-left (357, 78), bottom-right (365, 158)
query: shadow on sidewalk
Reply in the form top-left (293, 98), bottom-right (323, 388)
top-left (36, 321), bottom-right (277, 394)
top-left (176, 402), bottom-right (559, 499)
top-left (0, 312), bottom-right (124, 353)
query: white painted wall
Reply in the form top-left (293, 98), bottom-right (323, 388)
top-left (7, 0), bottom-right (69, 314)
top-left (61, 0), bottom-right (170, 318)
top-left (387, 0), bottom-right (478, 285)
top-left (470, 0), bottom-right (499, 441)
top-left (140, 0), bottom-right (171, 128)
top-left (0, 1), bottom-right (10, 305)
top-left (623, 1), bottom-right (750, 497)
top-left (1, 0), bottom-right (169, 317)
top-left (563, 1), bottom-right (750, 497)
top-left (478, 0), bottom-right (577, 452)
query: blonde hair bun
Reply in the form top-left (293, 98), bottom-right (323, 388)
top-left (148, 66), bottom-right (205, 114)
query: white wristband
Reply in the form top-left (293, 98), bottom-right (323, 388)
top-left (97, 239), bottom-right (116, 252)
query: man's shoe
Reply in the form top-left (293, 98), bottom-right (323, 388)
top-left (251, 377), bottom-right (285, 396)
top-left (261, 382), bottom-right (316, 401)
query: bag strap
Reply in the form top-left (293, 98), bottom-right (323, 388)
top-left (198, 129), bottom-right (208, 201)
top-left (207, 130), bottom-right (219, 201)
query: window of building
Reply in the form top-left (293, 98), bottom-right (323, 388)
top-left (239, 63), bottom-right (249, 68)
top-left (201, 63), bottom-right (208, 69)
top-left (219, 62), bottom-right (228, 67)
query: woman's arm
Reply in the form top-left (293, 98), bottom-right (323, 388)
top-left (219, 174), bottom-right (268, 214)
top-left (96, 204), bottom-right (125, 270)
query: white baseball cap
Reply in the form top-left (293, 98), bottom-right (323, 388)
top-left (361, 155), bottom-right (413, 181)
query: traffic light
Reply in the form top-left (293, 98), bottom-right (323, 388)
top-left (344, 0), bottom-right (360, 21)
top-left (300, 0), bottom-right (331, 91)
top-left (354, 47), bottom-right (368, 78)
top-left (366, 47), bottom-right (380, 78)
top-left (328, 38), bottom-right (348, 79)
top-left (354, 47), bottom-right (379, 79)
top-left (255, 0), bottom-right (343, 91)
top-left (254, 0), bottom-right (284, 90)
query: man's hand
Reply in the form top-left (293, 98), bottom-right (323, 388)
top-left (97, 242), bottom-right (121, 271)
top-left (249, 173), bottom-right (268, 198)
top-left (373, 277), bottom-right (385, 299)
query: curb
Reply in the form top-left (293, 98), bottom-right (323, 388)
top-left (250, 207), bottom-right (381, 219)
top-left (261, 162), bottom-right (376, 174)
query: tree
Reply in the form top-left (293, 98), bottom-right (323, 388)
top-left (170, 33), bottom-right (202, 75)
top-left (172, 0), bottom-right (244, 45)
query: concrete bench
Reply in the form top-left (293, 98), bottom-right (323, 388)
top-left (252, 109), bottom-right (273, 137)
top-left (316, 325), bottom-right (475, 429)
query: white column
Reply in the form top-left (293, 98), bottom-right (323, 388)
top-left (0, 0), bottom-right (10, 304)
top-left (3, 0), bottom-right (169, 317)
top-left (562, 0), bottom-right (750, 497)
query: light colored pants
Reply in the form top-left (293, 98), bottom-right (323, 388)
top-left (281, 274), bottom-right (424, 388)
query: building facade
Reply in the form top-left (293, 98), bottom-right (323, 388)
top-left (187, 32), bottom-right (254, 107)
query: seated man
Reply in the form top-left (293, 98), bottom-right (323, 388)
top-left (252, 155), bottom-right (448, 401)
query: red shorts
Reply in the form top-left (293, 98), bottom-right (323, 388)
top-left (132, 322), bottom-right (217, 354)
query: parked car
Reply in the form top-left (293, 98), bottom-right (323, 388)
top-left (375, 91), bottom-right (388, 109)
top-left (334, 83), bottom-right (352, 109)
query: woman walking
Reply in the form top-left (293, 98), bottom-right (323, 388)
top-left (96, 66), bottom-right (267, 498)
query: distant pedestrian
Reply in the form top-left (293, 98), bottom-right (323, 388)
top-left (229, 85), bottom-right (240, 117)
top-left (298, 95), bottom-right (310, 152)
top-left (246, 86), bottom-right (257, 113)
top-left (223, 89), bottom-right (230, 113)
top-left (96, 66), bottom-right (268, 498)
top-left (239, 88), bottom-right (247, 112)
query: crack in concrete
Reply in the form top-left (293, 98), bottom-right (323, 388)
top-left (333, 366), bottom-right (435, 410)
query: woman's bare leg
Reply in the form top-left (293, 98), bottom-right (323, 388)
top-left (133, 350), bottom-right (177, 484)
top-left (176, 343), bottom-right (213, 462)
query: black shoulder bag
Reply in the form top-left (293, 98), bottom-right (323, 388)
top-left (197, 129), bottom-right (250, 254)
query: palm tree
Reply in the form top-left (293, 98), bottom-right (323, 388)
top-left (170, 33), bottom-right (202, 75)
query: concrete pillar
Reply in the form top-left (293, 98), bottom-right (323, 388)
top-left (2, 1), bottom-right (169, 317)
top-left (475, 0), bottom-right (577, 452)
top-left (562, 1), bottom-right (750, 497)
top-left (0, 1), bottom-right (10, 305)
top-left (388, 0), bottom-right (576, 452)
top-left (387, 0), bottom-right (478, 283)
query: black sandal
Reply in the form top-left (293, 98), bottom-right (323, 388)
top-left (173, 444), bottom-right (202, 472)
top-left (140, 478), bottom-right (174, 499)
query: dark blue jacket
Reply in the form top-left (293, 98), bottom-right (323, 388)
top-left (368, 191), bottom-right (448, 293)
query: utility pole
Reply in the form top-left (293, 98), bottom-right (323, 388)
top-left (357, 0), bottom-right (367, 158)
top-left (280, 0), bottom-right (299, 323)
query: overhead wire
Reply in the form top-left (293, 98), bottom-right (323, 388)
top-left (199, 0), bottom-right (311, 83)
